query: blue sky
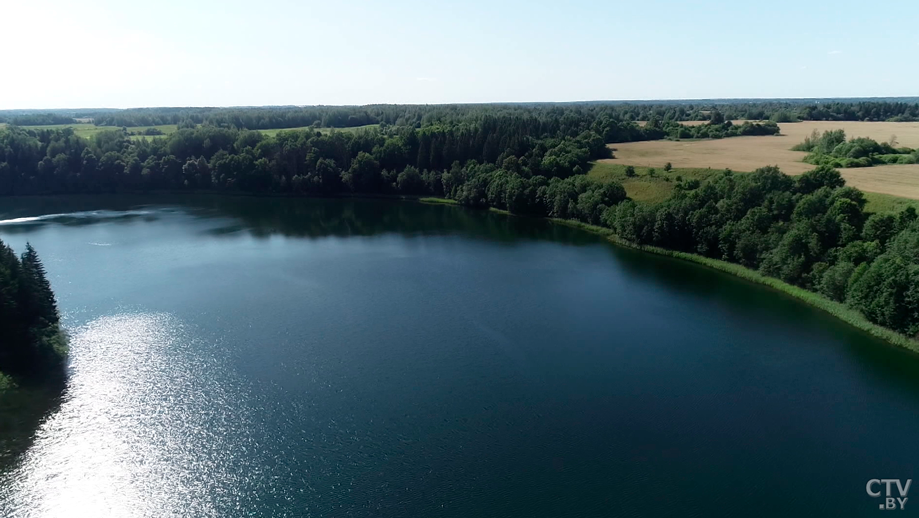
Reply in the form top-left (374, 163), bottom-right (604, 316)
top-left (2, 0), bottom-right (917, 108)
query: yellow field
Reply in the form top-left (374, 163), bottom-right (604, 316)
top-left (609, 121), bottom-right (919, 199)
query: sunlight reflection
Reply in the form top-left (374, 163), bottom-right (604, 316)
top-left (0, 314), bottom-right (253, 518)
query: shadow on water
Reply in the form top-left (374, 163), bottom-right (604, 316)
top-left (606, 240), bottom-right (919, 397)
top-left (0, 384), bottom-right (64, 471)
top-left (184, 195), bottom-right (602, 245)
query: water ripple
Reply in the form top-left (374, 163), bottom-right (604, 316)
top-left (0, 313), bottom-right (256, 518)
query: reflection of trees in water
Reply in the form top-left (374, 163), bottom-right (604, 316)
top-left (0, 194), bottom-right (603, 246)
top-left (190, 195), bottom-right (603, 246)
top-left (611, 242), bottom-right (919, 396)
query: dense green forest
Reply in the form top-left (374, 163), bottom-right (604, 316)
top-left (793, 129), bottom-right (918, 168)
top-left (5, 113), bottom-right (77, 126)
top-left (2, 102), bottom-right (919, 342)
top-left (0, 241), bottom-right (66, 389)
top-left (3, 98), bottom-right (918, 129)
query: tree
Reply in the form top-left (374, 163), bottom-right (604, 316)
top-left (796, 166), bottom-right (845, 194)
top-left (342, 152), bottom-right (381, 192)
top-left (396, 166), bottom-right (424, 194)
top-left (863, 213), bottom-right (897, 246)
top-left (624, 165), bottom-right (636, 177)
top-left (20, 244), bottom-right (58, 326)
top-left (0, 240), bottom-right (65, 381)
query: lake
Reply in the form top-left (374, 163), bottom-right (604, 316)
top-left (0, 195), bottom-right (917, 517)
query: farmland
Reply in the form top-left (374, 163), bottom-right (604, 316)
top-left (607, 121), bottom-right (919, 199)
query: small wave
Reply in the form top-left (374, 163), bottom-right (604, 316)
top-left (0, 210), bottom-right (153, 226)
top-left (88, 242), bottom-right (112, 247)
top-left (0, 215), bottom-right (56, 225)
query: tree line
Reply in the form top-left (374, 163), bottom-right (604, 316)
top-left (6, 113), bottom-right (76, 126)
top-left (4, 99), bottom-right (919, 129)
top-left (0, 120), bottom-right (615, 196)
top-left (0, 241), bottom-right (66, 386)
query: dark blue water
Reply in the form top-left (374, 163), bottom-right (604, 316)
top-left (0, 195), bottom-right (917, 517)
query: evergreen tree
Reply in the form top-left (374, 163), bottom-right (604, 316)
top-left (21, 243), bottom-right (59, 326)
top-left (0, 239), bottom-right (66, 383)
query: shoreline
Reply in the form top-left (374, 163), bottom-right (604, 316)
top-left (545, 217), bottom-right (919, 354)
top-left (426, 199), bottom-right (919, 353)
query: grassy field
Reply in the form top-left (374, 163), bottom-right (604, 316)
top-left (863, 192), bottom-right (919, 214)
top-left (609, 121), bottom-right (919, 199)
top-left (588, 162), bottom-right (721, 204)
top-left (257, 124), bottom-right (380, 137)
top-left (4, 123), bottom-right (179, 140)
top-left (418, 197), bottom-right (459, 205)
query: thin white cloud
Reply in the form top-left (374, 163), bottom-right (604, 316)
top-left (828, 50), bottom-right (843, 55)
top-left (415, 77), bottom-right (437, 82)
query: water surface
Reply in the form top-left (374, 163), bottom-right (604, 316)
top-left (0, 195), bottom-right (917, 517)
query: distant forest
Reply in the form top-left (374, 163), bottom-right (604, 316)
top-left (2, 98), bottom-right (919, 128)
top-left (2, 100), bottom-right (919, 342)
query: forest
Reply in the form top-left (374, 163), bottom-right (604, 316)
top-left (0, 241), bottom-right (67, 389)
top-left (2, 101), bottom-right (919, 342)
top-left (3, 98), bottom-right (919, 129)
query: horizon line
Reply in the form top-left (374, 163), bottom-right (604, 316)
top-left (3, 95), bottom-right (919, 113)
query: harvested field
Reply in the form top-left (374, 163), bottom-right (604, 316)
top-left (609, 121), bottom-right (919, 199)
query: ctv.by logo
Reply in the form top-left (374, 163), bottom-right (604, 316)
top-left (867, 479), bottom-right (911, 510)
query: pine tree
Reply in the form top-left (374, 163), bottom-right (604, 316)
top-left (20, 243), bottom-right (58, 326)
top-left (0, 239), bottom-right (65, 381)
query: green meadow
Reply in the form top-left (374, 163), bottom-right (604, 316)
top-left (256, 124), bottom-right (380, 137)
top-left (587, 162), bottom-right (720, 204)
top-left (6, 123), bottom-right (178, 140)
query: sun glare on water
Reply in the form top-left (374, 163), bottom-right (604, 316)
top-left (0, 314), bottom-right (255, 518)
